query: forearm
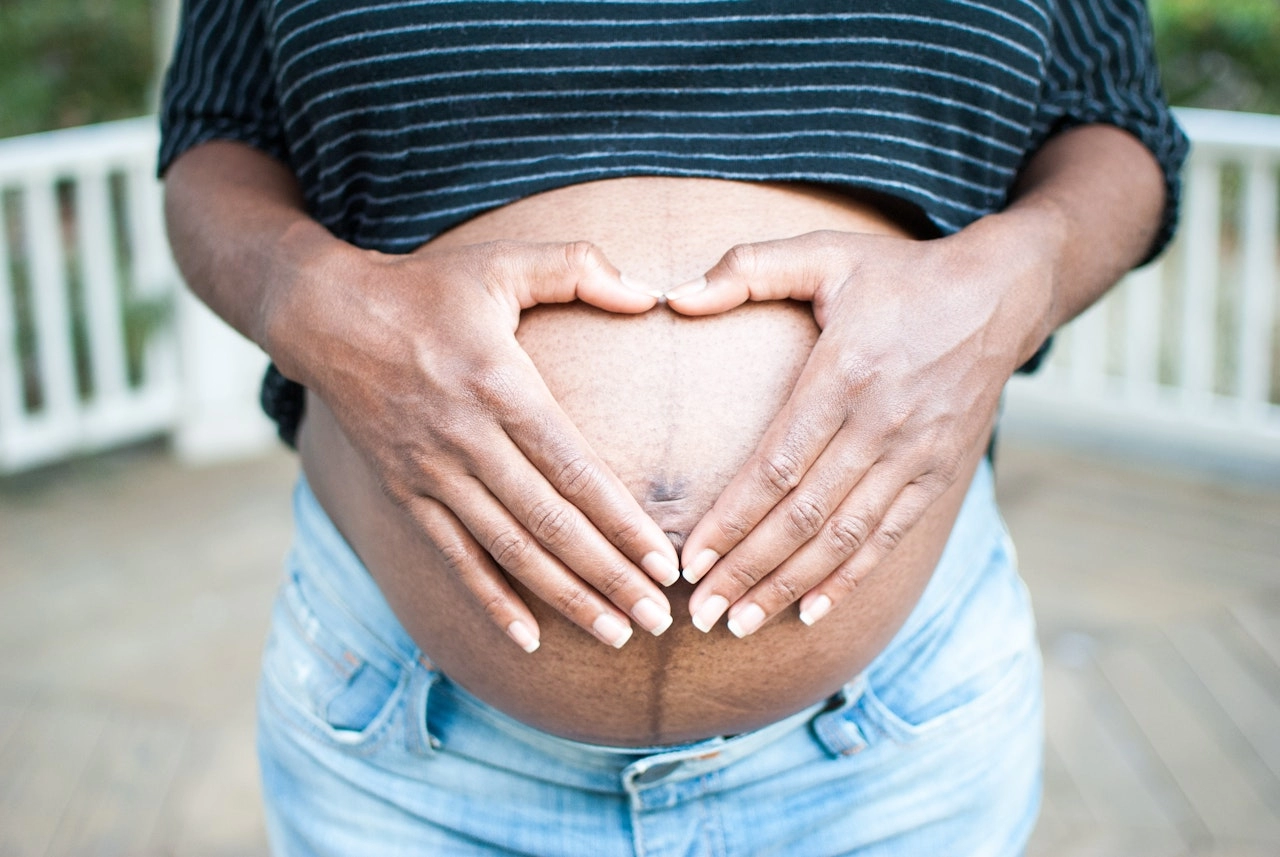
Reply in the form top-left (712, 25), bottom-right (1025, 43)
top-left (162, 141), bottom-right (355, 382)
top-left (972, 123), bottom-right (1168, 367)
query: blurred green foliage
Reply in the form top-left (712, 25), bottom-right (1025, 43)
top-left (1152, 0), bottom-right (1280, 114)
top-left (0, 0), bottom-right (155, 138)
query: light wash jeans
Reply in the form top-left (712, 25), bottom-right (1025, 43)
top-left (257, 459), bottom-right (1042, 856)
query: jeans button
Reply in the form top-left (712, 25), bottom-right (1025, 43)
top-left (633, 760), bottom-right (682, 785)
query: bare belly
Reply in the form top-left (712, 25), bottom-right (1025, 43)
top-left (298, 177), bottom-right (989, 745)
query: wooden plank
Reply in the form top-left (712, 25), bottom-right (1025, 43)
top-left (1232, 599), bottom-right (1280, 673)
top-left (43, 712), bottom-right (189, 857)
top-left (1169, 620), bottom-right (1280, 791)
top-left (1097, 637), bottom-right (1280, 841)
top-left (1042, 658), bottom-right (1189, 847)
top-left (0, 699), bottom-right (109, 856)
top-left (1029, 733), bottom-right (1092, 855)
top-left (0, 689), bottom-right (32, 758)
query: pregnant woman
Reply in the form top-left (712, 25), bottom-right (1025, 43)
top-left (160, 2), bottom-right (1186, 854)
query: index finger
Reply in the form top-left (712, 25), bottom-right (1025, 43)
top-left (495, 365), bottom-right (682, 587)
top-left (663, 237), bottom-right (827, 315)
top-left (678, 355), bottom-right (847, 584)
top-left (503, 240), bottom-right (661, 315)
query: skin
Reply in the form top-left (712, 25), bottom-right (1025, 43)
top-left (294, 177), bottom-right (981, 743)
top-left (668, 125), bottom-right (1167, 635)
top-left (163, 124), bottom-right (1165, 743)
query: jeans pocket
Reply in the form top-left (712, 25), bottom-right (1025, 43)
top-left (261, 567), bottom-right (407, 750)
top-left (856, 645), bottom-right (1035, 744)
top-left (850, 532), bottom-right (1039, 745)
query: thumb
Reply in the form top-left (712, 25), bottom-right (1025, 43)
top-left (515, 241), bottom-right (659, 314)
top-left (664, 238), bottom-right (825, 316)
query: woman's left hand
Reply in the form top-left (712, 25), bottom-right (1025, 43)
top-left (665, 220), bottom-right (1052, 636)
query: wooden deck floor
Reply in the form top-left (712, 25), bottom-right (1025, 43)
top-left (1, 439), bottom-right (1277, 856)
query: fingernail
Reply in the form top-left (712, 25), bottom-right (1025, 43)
top-left (642, 551), bottom-right (681, 587)
top-left (632, 597), bottom-right (674, 636)
top-left (691, 595), bottom-right (730, 633)
top-left (593, 614), bottom-right (633, 649)
top-left (620, 273), bottom-right (667, 299)
top-left (506, 620), bottom-right (540, 653)
top-left (799, 594), bottom-right (832, 627)
top-left (663, 276), bottom-right (707, 301)
top-left (727, 603), bottom-right (766, 638)
top-left (682, 549), bottom-right (719, 584)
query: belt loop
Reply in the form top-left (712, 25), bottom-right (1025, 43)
top-left (405, 655), bottom-right (442, 757)
top-left (810, 676), bottom-right (870, 758)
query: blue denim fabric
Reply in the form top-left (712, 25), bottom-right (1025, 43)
top-left (257, 459), bottom-right (1042, 856)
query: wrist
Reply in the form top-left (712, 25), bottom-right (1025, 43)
top-left (954, 202), bottom-right (1068, 369)
top-left (260, 219), bottom-right (374, 386)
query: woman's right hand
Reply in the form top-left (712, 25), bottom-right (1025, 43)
top-left (267, 238), bottom-right (680, 653)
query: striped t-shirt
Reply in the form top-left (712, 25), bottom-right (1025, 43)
top-left (158, 0), bottom-right (1188, 441)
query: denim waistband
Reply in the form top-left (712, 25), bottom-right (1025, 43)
top-left (285, 457), bottom-right (1005, 773)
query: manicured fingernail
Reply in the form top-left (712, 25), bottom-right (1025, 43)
top-left (632, 597), bottom-right (673, 636)
top-left (727, 603), bottom-right (766, 639)
top-left (663, 276), bottom-right (707, 301)
top-left (682, 549), bottom-right (719, 584)
top-left (799, 594), bottom-right (832, 627)
top-left (593, 614), bottom-right (633, 649)
top-left (691, 595), bottom-right (730, 633)
top-left (506, 620), bottom-right (540, 653)
top-left (621, 273), bottom-right (666, 299)
top-left (642, 551), bottom-right (680, 586)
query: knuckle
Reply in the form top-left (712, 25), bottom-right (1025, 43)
top-left (562, 240), bottom-right (603, 273)
top-left (714, 511), bottom-right (754, 545)
top-left (488, 528), bottom-right (533, 570)
top-left (468, 362), bottom-right (520, 408)
top-left (434, 536), bottom-right (475, 576)
top-left (722, 561), bottom-right (766, 592)
top-left (826, 513), bottom-right (872, 556)
top-left (832, 563), bottom-right (865, 593)
top-left (477, 593), bottom-right (511, 626)
top-left (527, 499), bottom-right (578, 548)
top-left (882, 403), bottom-right (914, 437)
top-left (763, 575), bottom-right (803, 607)
top-left (605, 511), bottom-right (647, 550)
top-left (757, 449), bottom-right (805, 496)
top-left (835, 354), bottom-right (878, 396)
top-left (375, 474), bottom-right (414, 509)
top-left (551, 585), bottom-right (592, 619)
top-left (552, 455), bottom-right (602, 502)
top-left (926, 455), bottom-right (962, 487)
top-left (872, 518), bottom-right (909, 552)
top-left (782, 494), bottom-right (827, 541)
top-left (589, 564), bottom-right (633, 600)
top-left (721, 242), bottom-right (762, 277)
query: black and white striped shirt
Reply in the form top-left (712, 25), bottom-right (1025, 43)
top-left (159, 0), bottom-right (1188, 440)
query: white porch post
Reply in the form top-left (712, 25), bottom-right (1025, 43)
top-left (172, 291), bottom-right (276, 463)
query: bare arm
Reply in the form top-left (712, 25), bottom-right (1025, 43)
top-left (164, 141), bottom-right (682, 651)
top-left (667, 124), bottom-right (1167, 634)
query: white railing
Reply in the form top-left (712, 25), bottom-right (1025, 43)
top-left (0, 118), bottom-right (272, 473)
top-left (0, 108), bottom-right (1277, 475)
top-left (1003, 108), bottom-right (1280, 472)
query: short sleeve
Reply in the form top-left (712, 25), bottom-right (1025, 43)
top-left (1031, 0), bottom-right (1190, 263)
top-left (158, 0), bottom-right (288, 176)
